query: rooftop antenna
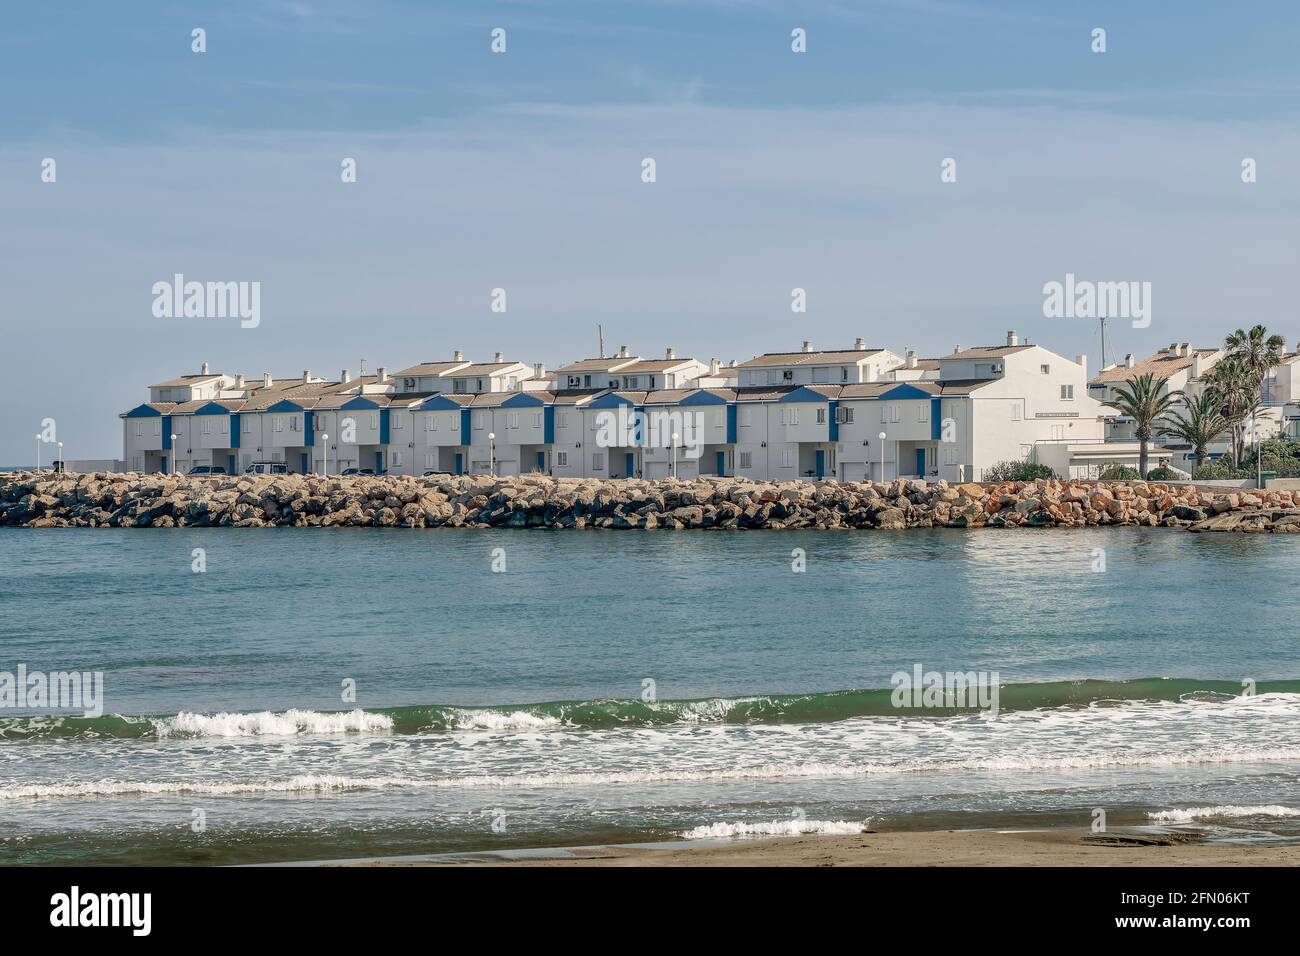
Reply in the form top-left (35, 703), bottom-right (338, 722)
top-left (598, 324), bottom-right (605, 359)
top-left (1099, 317), bottom-right (1107, 369)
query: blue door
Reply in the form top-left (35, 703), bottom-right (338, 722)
top-left (916, 447), bottom-right (925, 477)
top-left (455, 452), bottom-right (463, 474)
top-left (625, 452), bottom-right (634, 477)
top-left (228, 454), bottom-right (236, 474)
top-left (160, 456), bottom-right (167, 473)
top-left (300, 452), bottom-right (308, 473)
top-left (716, 451), bottom-right (726, 476)
top-left (815, 450), bottom-right (825, 479)
top-left (536, 451), bottom-right (546, 472)
top-left (375, 451), bottom-right (384, 474)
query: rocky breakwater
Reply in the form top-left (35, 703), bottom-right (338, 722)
top-left (3, 471), bottom-right (1300, 532)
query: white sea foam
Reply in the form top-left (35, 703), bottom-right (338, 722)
top-left (152, 709), bottom-right (393, 738)
top-left (1148, 805), bottom-right (1300, 823)
top-left (680, 819), bottom-right (869, 839)
top-left (443, 709), bottom-right (562, 732)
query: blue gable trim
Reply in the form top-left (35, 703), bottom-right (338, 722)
top-left (304, 411), bottom-right (315, 447)
top-left (828, 400), bottom-right (840, 441)
top-left (422, 395), bottom-right (466, 411)
top-left (931, 399), bottom-right (943, 440)
top-left (501, 392), bottom-right (546, 408)
top-left (543, 406), bottom-right (555, 444)
top-left (879, 384), bottom-right (933, 402)
top-left (678, 390), bottom-right (727, 407)
top-left (586, 392), bottom-right (636, 409)
top-left (125, 403), bottom-right (163, 418)
top-left (194, 401), bottom-right (231, 416)
top-left (161, 416), bottom-right (172, 449)
top-left (778, 386), bottom-right (833, 404)
top-left (726, 404), bottom-right (737, 444)
top-left (266, 399), bottom-right (305, 413)
top-left (230, 413), bottom-right (241, 449)
top-left (341, 396), bottom-right (382, 411)
top-left (379, 409), bottom-right (390, 444)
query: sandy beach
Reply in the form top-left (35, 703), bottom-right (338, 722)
top-left (343, 829), bottom-right (1300, 867)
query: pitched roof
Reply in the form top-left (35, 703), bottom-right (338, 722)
top-left (1089, 347), bottom-right (1219, 384)
top-left (554, 357), bottom-right (640, 374)
top-left (736, 348), bottom-right (885, 369)
top-left (149, 373), bottom-right (223, 388)
top-left (944, 345), bottom-right (1035, 360)
top-left (392, 361), bottom-right (472, 378)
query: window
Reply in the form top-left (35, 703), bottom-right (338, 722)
top-left (841, 367), bottom-right (850, 382)
top-left (583, 375), bottom-right (591, 388)
top-left (880, 404), bottom-right (888, 423)
top-left (813, 367), bottom-right (829, 384)
top-left (1011, 402), bottom-right (1022, 421)
top-left (767, 370), bottom-right (783, 385)
top-left (507, 376), bottom-right (518, 390)
top-left (558, 412), bottom-right (569, 428)
top-left (626, 376), bottom-right (639, 388)
top-left (1041, 364), bottom-right (1051, 375)
top-left (944, 447), bottom-right (958, 465)
top-left (425, 452), bottom-right (436, 468)
top-left (475, 414), bottom-right (485, 430)
top-left (506, 413), bottom-right (519, 428)
top-left (219, 418), bottom-right (228, 434)
top-left (392, 450), bottom-right (403, 466)
top-left (393, 414), bottom-right (403, 429)
top-left (782, 370), bottom-right (794, 382)
top-left (476, 379), bottom-right (485, 391)
top-left (533, 413), bottom-right (543, 427)
top-left (816, 408), bottom-right (826, 424)
top-left (450, 415), bottom-right (458, 431)
top-left (557, 451), bottom-right (568, 467)
top-left (1060, 385), bottom-right (1074, 400)
top-left (153, 421), bottom-right (161, 436)
top-left (369, 414), bottom-right (379, 429)
top-left (134, 422), bottom-right (143, 437)
top-left (780, 450), bottom-right (794, 468)
top-left (274, 416), bottom-right (285, 433)
top-left (780, 407), bottom-right (799, 425)
top-left (592, 453), bottom-right (605, 470)
top-left (714, 410), bottom-right (725, 427)
top-left (427, 414), bottom-right (437, 431)
top-left (837, 406), bottom-right (854, 424)
top-left (200, 419), bottom-right (211, 435)
top-left (453, 379), bottom-right (467, 393)
top-left (739, 451), bottom-right (753, 469)
top-left (739, 407), bottom-right (752, 426)
top-left (890, 405), bottom-right (900, 423)
top-left (918, 404), bottom-right (928, 422)
top-left (289, 416), bottom-right (299, 432)
top-left (242, 417), bottom-right (252, 434)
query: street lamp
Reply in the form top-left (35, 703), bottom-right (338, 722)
top-left (57, 441), bottom-right (64, 474)
top-left (34, 433), bottom-right (41, 472)
top-left (671, 431), bottom-right (679, 479)
top-left (488, 432), bottom-right (496, 476)
top-left (878, 431), bottom-right (887, 483)
top-left (170, 435), bottom-right (178, 474)
top-left (321, 434), bottom-right (329, 476)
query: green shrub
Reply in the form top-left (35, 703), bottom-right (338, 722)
top-left (1098, 465), bottom-right (1140, 480)
top-left (1145, 466), bottom-right (1179, 481)
top-left (983, 460), bottom-right (1057, 482)
top-left (1192, 461), bottom-right (1252, 480)
top-left (1241, 439), bottom-right (1300, 478)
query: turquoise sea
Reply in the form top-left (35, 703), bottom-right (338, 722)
top-left (2, 526), bottom-right (1299, 864)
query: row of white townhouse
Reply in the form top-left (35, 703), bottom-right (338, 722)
top-left (122, 332), bottom-right (1167, 482)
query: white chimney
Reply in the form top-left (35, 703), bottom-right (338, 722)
top-left (201, 362), bottom-right (210, 375)
top-left (906, 351), bottom-right (917, 369)
top-left (234, 373), bottom-right (245, 389)
top-left (1191, 351), bottom-right (1203, 378)
top-left (262, 372), bottom-right (272, 388)
top-left (494, 352), bottom-right (503, 363)
top-left (302, 370), bottom-right (311, 383)
top-left (709, 358), bottom-right (721, 376)
top-left (1006, 331), bottom-right (1018, 347)
top-left (1075, 355), bottom-right (1087, 377)
top-left (801, 341), bottom-right (813, 353)
top-left (954, 344), bottom-right (963, 354)
top-left (619, 345), bottom-right (630, 358)
top-left (533, 362), bottom-right (545, 378)
top-left (1180, 342), bottom-right (1190, 356)
top-left (454, 350), bottom-right (464, 362)
top-left (729, 359), bottom-right (737, 368)
top-left (854, 337), bottom-right (866, 351)
top-left (666, 347), bottom-right (676, 359)
top-left (1125, 354), bottom-right (1135, 368)
top-left (378, 367), bottom-right (389, 383)
top-left (341, 369), bottom-right (351, 383)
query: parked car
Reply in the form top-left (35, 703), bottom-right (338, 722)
top-left (341, 468), bottom-right (377, 476)
top-left (421, 470), bottom-right (449, 477)
top-left (186, 465), bottom-right (228, 476)
top-left (243, 462), bottom-right (288, 475)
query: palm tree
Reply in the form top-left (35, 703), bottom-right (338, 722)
top-left (1104, 373), bottom-right (1181, 477)
top-left (1158, 392), bottom-right (1228, 473)
top-left (1203, 356), bottom-right (1258, 467)
top-left (1224, 325), bottom-right (1286, 478)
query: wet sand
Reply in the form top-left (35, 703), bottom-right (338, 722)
top-left (343, 828), bottom-right (1300, 867)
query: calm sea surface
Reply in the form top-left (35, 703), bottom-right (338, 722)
top-left (2, 527), bottom-right (1299, 864)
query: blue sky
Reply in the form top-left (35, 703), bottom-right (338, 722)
top-left (2, 1), bottom-right (1299, 462)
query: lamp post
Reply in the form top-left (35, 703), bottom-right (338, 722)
top-left (57, 441), bottom-right (64, 474)
top-left (1253, 409), bottom-right (1262, 489)
top-left (170, 435), bottom-right (178, 474)
top-left (671, 431), bottom-right (679, 479)
top-left (488, 432), bottom-right (496, 477)
top-left (878, 431), bottom-right (887, 483)
top-left (34, 433), bottom-right (41, 472)
top-left (321, 434), bottom-right (329, 476)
